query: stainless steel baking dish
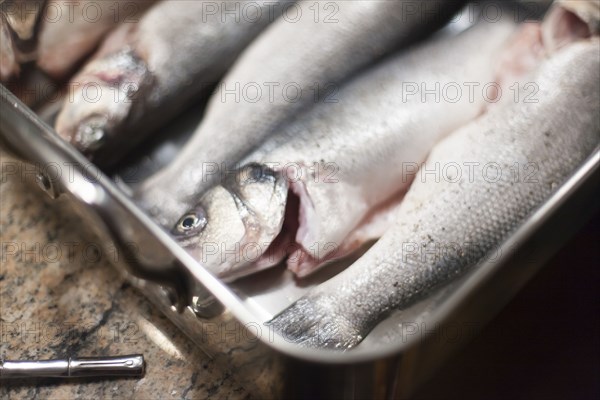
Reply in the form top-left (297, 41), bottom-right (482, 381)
top-left (1, 58), bottom-right (599, 398)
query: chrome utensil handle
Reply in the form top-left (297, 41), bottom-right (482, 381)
top-left (0, 355), bottom-right (145, 379)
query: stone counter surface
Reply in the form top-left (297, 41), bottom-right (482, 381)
top-left (0, 152), bottom-right (258, 399)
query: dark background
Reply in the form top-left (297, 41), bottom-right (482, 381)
top-left (411, 212), bottom-right (600, 399)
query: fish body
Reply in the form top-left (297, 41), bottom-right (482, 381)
top-left (136, 0), bottom-right (467, 227)
top-left (267, 36), bottom-right (600, 350)
top-left (55, 0), bottom-right (290, 167)
top-left (237, 17), bottom-right (518, 277)
top-left (36, 0), bottom-right (155, 78)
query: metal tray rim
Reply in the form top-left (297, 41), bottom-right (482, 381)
top-left (1, 84), bottom-right (598, 365)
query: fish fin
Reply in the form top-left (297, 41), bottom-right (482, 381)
top-left (266, 296), bottom-right (362, 350)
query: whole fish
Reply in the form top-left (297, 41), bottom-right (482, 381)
top-left (176, 15), bottom-right (519, 281)
top-left (54, 0), bottom-right (293, 167)
top-left (135, 0), bottom-right (467, 228)
top-left (36, 0), bottom-right (155, 79)
top-left (266, 32), bottom-right (600, 350)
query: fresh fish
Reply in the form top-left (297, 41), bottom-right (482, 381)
top-left (219, 16), bottom-right (519, 279)
top-left (36, 0), bottom-right (155, 78)
top-left (136, 0), bottom-right (467, 228)
top-left (55, 0), bottom-right (293, 168)
top-left (172, 163), bottom-right (288, 282)
top-left (266, 32), bottom-right (600, 350)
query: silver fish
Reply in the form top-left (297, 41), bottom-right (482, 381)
top-left (54, 0), bottom-right (292, 167)
top-left (233, 17), bottom-right (518, 278)
top-left (172, 163), bottom-right (288, 282)
top-left (266, 34), bottom-right (600, 350)
top-left (135, 0), bottom-right (467, 227)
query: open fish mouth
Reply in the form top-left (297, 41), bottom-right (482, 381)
top-left (253, 171), bottom-right (338, 278)
top-left (246, 164), bottom-right (368, 278)
top-left (240, 175), bottom-right (318, 278)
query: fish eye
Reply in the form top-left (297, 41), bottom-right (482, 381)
top-left (173, 209), bottom-right (207, 236)
top-left (241, 163), bottom-right (276, 184)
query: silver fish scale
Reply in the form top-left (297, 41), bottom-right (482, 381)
top-left (268, 39), bottom-right (600, 350)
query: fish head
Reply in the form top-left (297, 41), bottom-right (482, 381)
top-left (54, 50), bottom-right (151, 158)
top-left (172, 163), bottom-right (288, 280)
top-left (54, 80), bottom-right (131, 155)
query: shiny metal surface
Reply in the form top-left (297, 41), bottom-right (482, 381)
top-left (1, 36), bottom-right (599, 398)
top-left (0, 355), bottom-right (145, 379)
top-left (0, 85), bottom-right (198, 312)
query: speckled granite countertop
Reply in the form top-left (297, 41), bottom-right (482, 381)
top-left (0, 151), bottom-right (261, 399)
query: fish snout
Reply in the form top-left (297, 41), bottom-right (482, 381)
top-left (72, 115), bottom-right (109, 154)
top-left (55, 84), bottom-right (127, 156)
